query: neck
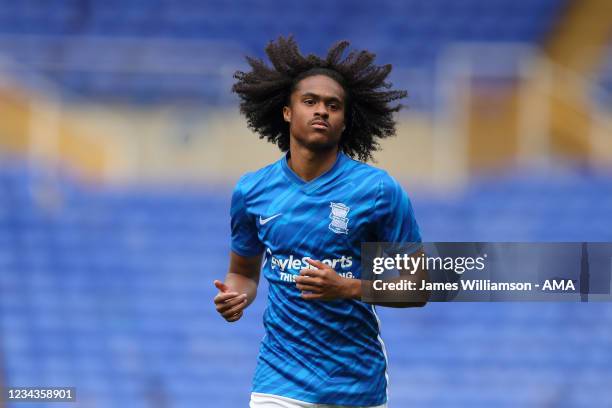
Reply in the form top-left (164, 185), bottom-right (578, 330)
top-left (287, 142), bottom-right (339, 182)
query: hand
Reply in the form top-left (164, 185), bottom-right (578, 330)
top-left (213, 280), bottom-right (247, 322)
top-left (295, 258), bottom-right (355, 301)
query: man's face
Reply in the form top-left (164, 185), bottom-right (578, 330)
top-left (283, 75), bottom-right (346, 152)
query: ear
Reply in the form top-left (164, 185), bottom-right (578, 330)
top-left (283, 106), bottom-right (291, 123)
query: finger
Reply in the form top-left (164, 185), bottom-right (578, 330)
top-left (216, 294), bottom-right (247, 313)
top-left (295, 275), bottom-right (322, 286)
top-left (305, 258), bottom-right (327, 270)
top-left (296, 283), bottom-right (322, 293)
top-left (222, 299), bottom-right (247, 318)
top-left (299, 268), bottom-right (323, 277)
top-left (214, 291), bottom-right (240, 304)
top-left (222, 302), bottom-right (247, 320)
top-left (226, 311), bottom-right (243, 322)
top-left (301, 292), bottom-right (322, 300)
top-left (214, 280), bottom-right (231, 293)
top-left (214, 291), bottom-right (240, 303)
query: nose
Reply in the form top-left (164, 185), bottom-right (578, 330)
top-left (314, 101), bottom-right (329, 118)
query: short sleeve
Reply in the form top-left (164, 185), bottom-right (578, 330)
top-left (230, 178), bottom-right (264, 256)
top-left (373, 175), bottom-right (421, 243)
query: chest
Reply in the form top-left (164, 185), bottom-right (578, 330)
top-left (251, 187), bottom-right (376, 255)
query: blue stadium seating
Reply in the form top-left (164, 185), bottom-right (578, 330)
top-left (0, 157), bottom-right (611, 407)
top-left (0, 0), bottom-right (567, 105)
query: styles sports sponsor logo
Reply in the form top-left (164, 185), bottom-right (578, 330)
top-left (267, 251), bottom-right (355, 282)
top-left (267, 250), bottom-right (353, 273)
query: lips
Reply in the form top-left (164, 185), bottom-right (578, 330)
top-left (310, 120), bottom-right (329, 129)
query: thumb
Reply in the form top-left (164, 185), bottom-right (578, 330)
top-left (214, 280), bottom-right (230, 293)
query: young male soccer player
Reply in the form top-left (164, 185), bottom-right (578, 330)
top-left (213, 36), bottom-right (426, 408)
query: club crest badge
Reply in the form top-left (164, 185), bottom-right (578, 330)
top-left (329, 202), bottom-right (350, 234)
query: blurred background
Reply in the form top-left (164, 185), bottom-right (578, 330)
top-left (0, 0), bottom-right (611, 407)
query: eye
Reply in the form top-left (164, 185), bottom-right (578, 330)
top-left (328, 103), bottom-right (339, 110)
top-left (303, 99), bottom-right (315, 106)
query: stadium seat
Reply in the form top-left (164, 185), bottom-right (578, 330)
top-left (0, 158), bottom-right (611, 407)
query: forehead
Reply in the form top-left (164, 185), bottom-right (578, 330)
top-left (293, 75), bottom-right (345, 101)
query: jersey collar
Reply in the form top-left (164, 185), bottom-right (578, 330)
top-left (281, 150), bottom-right (347, 192)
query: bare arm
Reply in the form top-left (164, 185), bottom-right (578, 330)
top-left (213, 251), bottom-right (262, 322)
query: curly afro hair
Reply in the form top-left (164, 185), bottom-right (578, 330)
top-left (232, 36), bottom-right (407, 162)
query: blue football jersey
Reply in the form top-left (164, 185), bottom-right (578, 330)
top-left (230, 151), bottom-right (421, 406)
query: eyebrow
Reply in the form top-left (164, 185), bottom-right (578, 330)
top-left (300, 92), bottom-right (344, 104)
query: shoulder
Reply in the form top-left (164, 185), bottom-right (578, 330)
top-left (234, 157), bottom-right (283, 196)
top-left (344, 157), bottom-right (404, 195)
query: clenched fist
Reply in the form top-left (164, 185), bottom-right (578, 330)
top-left (213, 280), bottom-right (248, 322)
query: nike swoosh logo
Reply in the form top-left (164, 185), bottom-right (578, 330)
top-left (259, 213), bottom-right (282, 225)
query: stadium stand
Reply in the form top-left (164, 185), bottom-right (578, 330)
top-left (0, 0), bottom-right (567, 104)
top-left (1, 1), bottom-right (611, 407)
top-left (593, 44), bottom-right (612, 111)
top-left (0, 158), bottom-right (611, 407)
